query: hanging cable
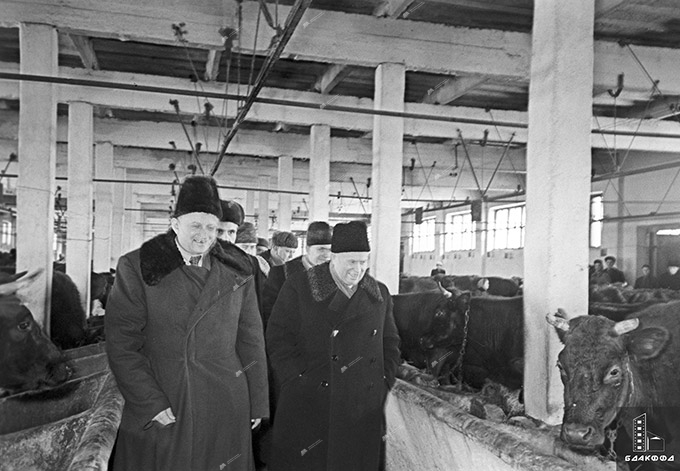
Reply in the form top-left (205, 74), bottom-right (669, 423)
top-left (247, 6), bottom-right (262, 97)
top-left (654, 165), bottom-right (680, 214)
top-left (487, 109), bottom-right (524, 191)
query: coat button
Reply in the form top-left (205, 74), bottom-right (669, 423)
top-left (332, 329), bottom-right (340, 337)
top-left (331, 355), bottom-right (339, 361)
top-left (370, 329), bottom-right (377, 336)
top-left (321, 380), bottom-right (329, 387)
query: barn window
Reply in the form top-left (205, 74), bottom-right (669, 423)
top-left (488, 204), bottom-right (525, 250)
top-left (444, 212), bottom-right (475, 251)
top-left (1, 220), bottom-right (11, 246)
top-left (412, 216), bottom-right (435, 253)
top-left (590, 193), bottom-right (603, 248)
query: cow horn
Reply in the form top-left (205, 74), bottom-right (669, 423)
top-left (546, 310), bottom-right (570, 332)
top-left (437, 282), bottom-right (452, 298)
top-left (612, 318), bottom-right (640, 336)
top-left (0, 268), bottom-right (43, 296)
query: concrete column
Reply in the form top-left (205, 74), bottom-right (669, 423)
top-left (258, 176), bottom-right (270, 236)
top-left (110, 166), bottom-right (125, 266)
top-left (122, 172), bottom-right (135, 255)
top-left (523, 1), bottom-right (594, 424)
top-left (17, 23), bottom-right (58, 329)
top-left (371, 63), bottom-right (405, 293)
top-left (278, 156), bottom-right (293, 230)
top-left (93, 142), bottom-right (114, 272)
top-left (309, 125), bottom-right (331, 222)
top-left (66, 102), bottom-right (94, 314)
top-left (245, 190), bottom-right (256, 223)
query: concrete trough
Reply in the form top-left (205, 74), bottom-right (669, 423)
top-left (0, 343), bottom-right (123, 471)
top-left (386, 379), bottom-right (615, 471)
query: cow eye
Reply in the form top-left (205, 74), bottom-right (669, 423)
top-left (17, 320), bottom-right (32, 331)
top-left (604, 365), bottom-right (622, 385)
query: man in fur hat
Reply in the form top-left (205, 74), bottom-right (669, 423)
top-left (262, 221), bottom-right (333, 327)
top-left (106, 176), bottom-right (269, 471)
top-left (257, 237), bottom-right (269, 256)
top-left (236, 221), bottom-right (271, 278)
top-left (260, 231), bottom-right (298, 267)
top-left (266, 220), bottom-right (401, 471)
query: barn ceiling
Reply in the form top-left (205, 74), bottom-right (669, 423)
top-left (1, 0), bottom-right (680, 222)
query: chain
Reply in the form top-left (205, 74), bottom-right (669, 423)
top-left (605, 419), bottom-right (620, 462)
top-left (452, 306), bottom-right (470, 387)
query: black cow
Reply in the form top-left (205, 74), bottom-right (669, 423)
top-left (439, 295), bottom-right (524, 389)
top-left (399, 274), bottom-right (520, 297)
top-left (548, 304), bottom-right (680, 468)
top-left (0, 271), bottom-right (72, 396)
top-left (392, 285), bottom-right (470, 378)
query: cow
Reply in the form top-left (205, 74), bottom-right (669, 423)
top-left (547, 304), bottom-right (680, 468)
top-left (439, 294), bottom-right (524, 389)
top-left (392, 284), bottom-right (470, 378)
top-left (399, 274), bottom-right (520, 297)
top-left (0, 270), bottom-right (72, 396)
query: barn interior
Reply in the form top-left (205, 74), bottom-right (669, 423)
top-left (1, 0), bottom-right (680, 469)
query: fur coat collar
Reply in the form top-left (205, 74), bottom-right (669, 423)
top-left (307, 262), bottom-right (383, 303)
top-left (139, 231), bottom-right (252, 286)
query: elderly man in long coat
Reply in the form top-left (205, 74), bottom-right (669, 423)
top-left (266, 220), bottom-right (401, 471)
top-left (106, 176), bottom-right (269, 471)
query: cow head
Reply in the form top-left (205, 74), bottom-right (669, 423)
top-left (419, 284), bottom-right (471, 350)
top-left (547, 309), bottom-right (670, 451)
top-left (0, 270), bottom-right (72, 396)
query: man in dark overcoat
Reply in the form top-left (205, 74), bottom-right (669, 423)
top-left (106, 176), bottom-right (269, 471)
top-left (260, 231), bottom-right (298, 267)
top-left (262, 221), bottom-right (333, 328)
top-left (266, 220), bottom-right (401, 471)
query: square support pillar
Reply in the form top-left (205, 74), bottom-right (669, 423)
top-left (278, 156), bottom-right (293, 231)
top-left (17, 23), bottom-right (58, 329)
top-left (110, 166), bottom-right (125, 266)
top-left (258, 176), bottom-right (270, 236)
top-left (309, 124), bottom-right (331, 222)
top-left (523, 1), bottom-right (594, 424)
top-left (94, 141), bottom-right (114, 272)
top-left (245, 190), bottom-right (256, 222)
top-left (66, 101), bottom-right (94, 314)
top-left (371, 63), bottom-right (405, 293)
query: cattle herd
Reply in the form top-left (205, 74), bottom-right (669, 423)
top-left (1, 268), bottom-right (679, 469)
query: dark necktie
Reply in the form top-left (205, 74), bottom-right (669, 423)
top-left (189, 255), bottom-right (201, 266)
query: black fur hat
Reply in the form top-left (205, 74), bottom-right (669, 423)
top-left (257, 237), bottom-right (269, 250)
top-left (332, 220), bottom-right (370, 253)
top-left (174, 176), bottom-right (222, 219)
top-left (236, 222), bottom-right (258, 244)
top-left (306, 221), bottom-right (332, 246)
top-left (220, 200), bottom-right (245, 225)
top-left (272, 231), bottom-right (298, 249)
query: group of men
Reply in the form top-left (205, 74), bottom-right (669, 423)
top-left (589, 255), bottom-right (680, 290)
top-left (105, 175), bottom-right (400, 471)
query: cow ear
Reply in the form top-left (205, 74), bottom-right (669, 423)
top-left (625, 327), bottom-right (670, 360)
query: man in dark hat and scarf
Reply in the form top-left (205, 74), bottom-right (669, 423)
top-left (106, 176), bottom-right (269, 471)
top-left (261, 231), bottom-right (298, 267)
top-left (262, 221), bottom-right (333, 328)
top-left (266, 220), bottom-right (401, 471)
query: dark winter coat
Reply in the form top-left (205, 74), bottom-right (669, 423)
top-left (659, 271), bottom-right (680, 290)
top-left (266, 262), bottom-right (401, 471)
top-left (634, 274), bottom-right (659, 289)
top-left (105, 231), bottom-right (269, 471)
top-left (261, 255), bottom-right (306, 327)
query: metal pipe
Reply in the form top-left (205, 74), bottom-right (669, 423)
top-left (601, 210), bottom-right (680, 222)
top-left (592, 159), bottom-right (680, 182)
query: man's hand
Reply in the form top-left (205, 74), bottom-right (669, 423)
top-left (251, 418), bottom-right (262, 429)
top-left (153, 407), bottom-right (176, 426)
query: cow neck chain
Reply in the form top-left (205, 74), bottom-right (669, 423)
top-left (452, 306), bottom-right (471, 388)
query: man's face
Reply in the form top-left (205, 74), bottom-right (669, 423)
top-left (256, 245), bottom-right (268, 256)
top-left (642, 266), bottom-right (650, 276)
top-left (171, 212), bottom-right (219, 255)
top-left (217, 221), bottom-right (239, 244)
top-left (273, 246), bottom-right (296, 263)
top-left (605, 259), bottom-right (615, 269)
top-left (331, 252), bottom-right (369, 287)
top-left (307, 244), bottom-right (331, 266)
top-left (593, 262), bottom-right (603, 272)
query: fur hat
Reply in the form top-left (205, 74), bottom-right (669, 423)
top-left (174, 176), bottom-right (222, 219)
top-left (306, 221), bottom-right (332, 246)
top-left (332, 220), bottom-right (370, 253)
top-left (272, 231), bottom-right (298, 249)
top-left (257, 237), bottom-right (269, 250)
top-left (668, 260), bottom-right (680, 268)
top-left (220, 200), bottom-right (245, 226)
top-left (236, 222), bottom-right (258, 244)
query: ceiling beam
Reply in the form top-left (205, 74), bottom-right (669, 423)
top-left (422, 76), bottom-right (488, 105)
top-left (373, 0), bottom-right (415, 18)
top-left (67, 34), bottom-right (99, 71)
top-left (313, 64), bottom-right (353, 94)
top-left (422, 0), bottom-right (532, 16)
top-left (595, 0), bottom-right (631, 17)
top-left (622, 95), bottom-right (680, 120)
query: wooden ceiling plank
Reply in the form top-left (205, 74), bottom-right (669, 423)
top-left (373, 0), bottom-right (416, 18)
top-left (595, 0), bottom-right (631, 17)
top-left (313, 63), bottom-right (353, 94)
top-left (424, 0), bottom-right (533, 16)
top-left (68, 33), bottom-right (99, 71)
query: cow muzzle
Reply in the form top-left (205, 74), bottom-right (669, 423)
top-left (561, 422), bottom-right (603, 450)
